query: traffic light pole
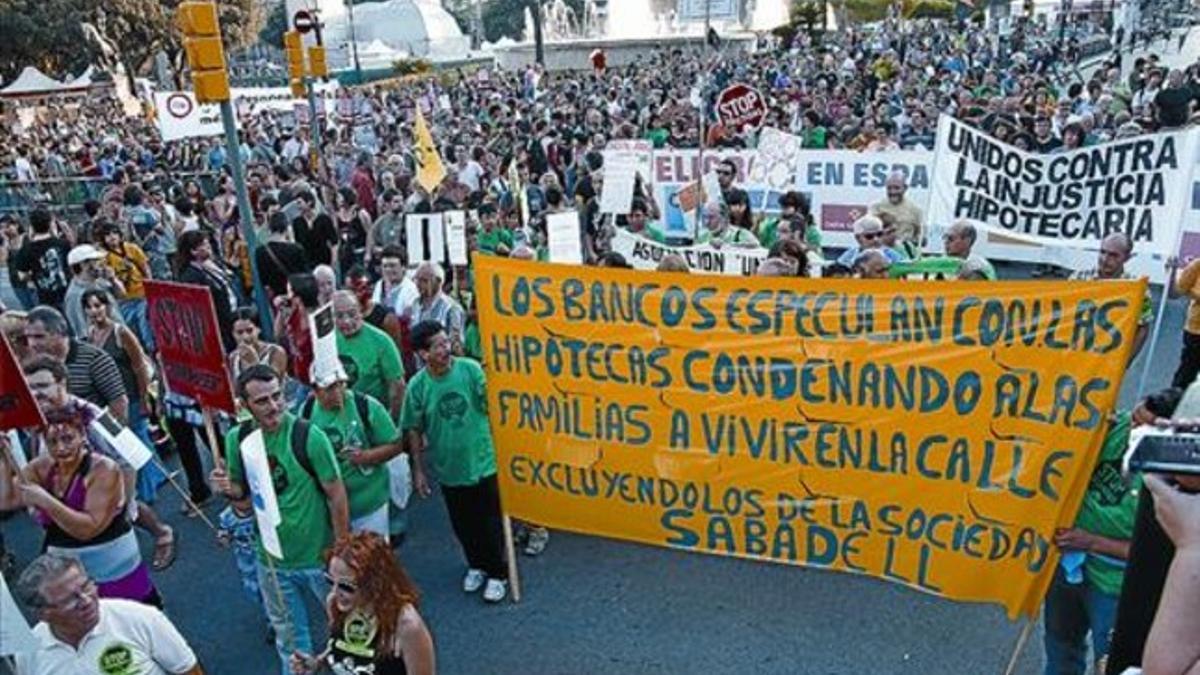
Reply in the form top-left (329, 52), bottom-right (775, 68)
top-left (306, 78), bottom-right (325, 174)
top-left (219, 100), bottom-right (274, 338)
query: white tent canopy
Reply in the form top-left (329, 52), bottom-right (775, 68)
top-left (0, 66), bottom-right (67, 96)
top-left (65, 65), bottom-right (96, 89)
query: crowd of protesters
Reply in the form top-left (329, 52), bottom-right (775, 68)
top-left (0, 9), bottom-right (1198, 675)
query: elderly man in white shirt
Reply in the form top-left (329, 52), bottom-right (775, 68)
top-left (13, 553), bottom-right (202, 675)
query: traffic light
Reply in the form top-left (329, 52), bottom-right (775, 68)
top-left (285, 31), bottom-right (307, 98)
top-left (308, 46), bottom-right (328, 79)
top-left (178, 1), bottom-right (229, 103)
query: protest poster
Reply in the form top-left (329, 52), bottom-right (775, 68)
top-left (930, 116), bottom-right (1200, 257)
top-left (749, 127), bottom-right (804, 191)
top-left (427, 212), bottom-right (446, 263)
top-left (0, 576), bottom-right (35, 657)
top-left (405, 214), bottom-right (441, 262)
top-left (546, 211), bottom-right (583, 264)
top-left (146, 281), bottom-right (237, 414)
top-left (154, 92), bottom-right (225, 142)
top-left (445, 211), bottom-right (469, 265)
top-left (309, 304), bottom-right (338, 384)
top-left (476, 257), bottom-right (1143, 618)
top-left (91, 409), bottom-right (153, 470)
top-left (611, 228), bottom-right (767, 275)
top-left (0, 335), bottom-right (45, 431)
top-left (240, 430), bottom-right (284, 559)
top-left (600, 141), bottom-right (652, 214)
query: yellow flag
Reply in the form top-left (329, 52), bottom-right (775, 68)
top-left (413, 107), bottom-right (446, 193)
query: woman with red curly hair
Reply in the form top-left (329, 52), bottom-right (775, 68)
top-left (290, 532), bottom-right (435, 675)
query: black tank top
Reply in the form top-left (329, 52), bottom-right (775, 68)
top-left (325, 609), bottom-right (407, 675)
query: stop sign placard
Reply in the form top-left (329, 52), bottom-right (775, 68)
top-left (293, 10), bottom-right (316, 33)
top-left (716, 83), bottom-right (766, 132)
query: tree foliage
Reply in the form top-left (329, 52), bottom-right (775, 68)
top-left (258, 1), bottom-right (289, 49)
top-left (0, 0), bottom-right (262, 82)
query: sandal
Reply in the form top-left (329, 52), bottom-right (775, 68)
top-left (152, 527), bottom-right (178, 571)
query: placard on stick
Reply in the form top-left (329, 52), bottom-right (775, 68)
top-left (0, 334), bottom-right (45, 430)
top-left (146, 280), bottom-right (237, 414)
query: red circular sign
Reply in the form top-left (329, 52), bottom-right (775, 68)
top-left (293, 10), bottom-right (316, 33)
top-left (165, 93), bottom-right (193, 119)
top-left (716, 83), bottom-right (767, 133)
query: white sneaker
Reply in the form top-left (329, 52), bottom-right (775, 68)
top-left (462, 569), bottom-right (486, 593)
top-left (482, 578), bottom-right (508, 603)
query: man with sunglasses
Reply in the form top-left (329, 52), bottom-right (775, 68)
top-left (835, 215), bottom-right (905, 268)
top-left (14, 552), bottom-right (203, 674)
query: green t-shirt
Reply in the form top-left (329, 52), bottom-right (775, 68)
top-left (756, 218), bottom-right (822, 250)
top-left (224, 414), bottom-right (341, 568)
top-left (476, 227), bottom-right (514, 255)
top-left (306, 392), bottom-right (399, 519)
top-left (645, 128), bottom-right (669, 149)
top-left (399, 357), bottom-right (497, 487)
top-left (464, 322), bottom-right (484, 363)
top-left (337, 323), bottom-right (404, 409)
top-left (1074, 412), bottom-right (1140, 596)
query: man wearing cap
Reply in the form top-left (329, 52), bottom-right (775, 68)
top-left (62, 242), bottom-right (124, 338)
top-left (303, 363), bottom-right (403, 539)
top-left (836, 215), bottom-right (905, 268)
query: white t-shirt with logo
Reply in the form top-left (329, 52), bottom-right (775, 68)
top-left (16, 599), bottom-right (198, 675)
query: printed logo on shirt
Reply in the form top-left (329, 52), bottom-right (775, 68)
top-left (1089, 459), bottom-right (1130, 507)
top-left (268, 454), bottom-right (291, 495)
top-left (339, 355), bottom-right (360, 388)
top-left (436, 392), bottom-right (468, 423)
top-left (97, 643), bottom-right (135, 675)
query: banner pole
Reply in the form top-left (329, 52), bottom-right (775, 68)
top-left (202, 407), bottom-right (226, 473)
top-left (502, 514), bottom-right (522, 603)
top-left (151, 455), bottom-right (219, 532)
top-left (1001, 618), bottom-right (1035, 675)
top-left (1135, 273), bottom-right (1172, 401)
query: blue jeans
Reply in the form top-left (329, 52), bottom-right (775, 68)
top-left (128, 399), bottom-right (166, 504)
top-left (118, 298), bottom-right (154, 353)
top-left (256, 562), bottom-right (329, 675)
top-left (1043, 567), bottom-right (1120, 675)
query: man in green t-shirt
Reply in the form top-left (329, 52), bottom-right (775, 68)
top-left (333, 290), bottom-right (406, 418)
top-left (1043, 410), bottom-right (1140, 675)
top-left (307, 363), bottom-right (403, 539)
top-left (401, 319), bottom-right (508, 603)
top-left (473, 204), bottom-right (514, 256)
top-left (209, 364), bottom-right (349, 675)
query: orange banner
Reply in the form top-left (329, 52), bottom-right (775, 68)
top-left (475, 257), bottom-right (1144, 618)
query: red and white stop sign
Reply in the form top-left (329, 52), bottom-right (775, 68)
top-left (716, 83), bottom-right (766, 132)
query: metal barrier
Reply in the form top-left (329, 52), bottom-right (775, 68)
top-left (0, 171), bottom-right (223, 222)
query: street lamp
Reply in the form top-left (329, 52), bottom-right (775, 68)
top-left (346, 0), bottom-right (363, 82)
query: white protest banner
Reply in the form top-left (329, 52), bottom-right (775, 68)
top-left (6, 430), bottom-right (26, 469)
top-left (91, 409), bottom-right (153, 470)
top-left (154, 92), bottom-right (224, 142)
top-left (240, 430), bottom-right (284, 559)
top-left (0, 575), bottom-right (35, 657)
top-left (309, 304), bottom-right (338, 384)
top-left (445, 211), bottom-right (468, 265)
top-left (546, 211), bottom-right (583, 264)
top-left (930, 116), bottom-right (1200, 257)
top-left (611, 228), bottom-right (767, 275)
top-left (232, 82), bottom-right (338, 116)
top-left (648, 148), bottom-right (932, 247)
top-left (749, 127), bottom-right (804, 190)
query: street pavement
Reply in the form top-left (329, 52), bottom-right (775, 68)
top-left (0, 265), bottom-right (1187, 674)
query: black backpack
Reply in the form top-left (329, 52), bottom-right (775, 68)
top-left (235, 417), bottom-right (315, 496)
top-left (299, 390), bottom-right (374, 442)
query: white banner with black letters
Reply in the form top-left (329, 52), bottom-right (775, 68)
top-left (929, 116), bottom-right (1200, 256)
top-left (611, 228), bottom-right (767, 275)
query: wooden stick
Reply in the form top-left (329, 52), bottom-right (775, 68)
top-left (150, 455), bottom-right (219, 533)
top-left (263, 553), bottom-right (297, 658)
top-left (1002, 618), bottom-right (1036, 675)
top-left (502, 514), bottom-right (521, 603)
top-left (201, 408), bottom-right (225, 472)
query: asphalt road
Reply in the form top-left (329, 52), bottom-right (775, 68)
top-left (1, 263), bottom-right (1186, 675)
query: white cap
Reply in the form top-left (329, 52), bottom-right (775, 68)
top-left (67, 244), bottom-right (104, 266)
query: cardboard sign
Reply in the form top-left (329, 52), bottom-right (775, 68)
top-left (716, 84), bottom-right (767, 133)
top-left (546, 211), bottom-right (583, 264)
top-left (445, 211), bottom-right (469, 265)
top-left (0, 335), bottom-right (45, 430)
top-left (146, 281), bottom-right (237, 413)
top-left (476, 257), bottom-right (1143, 619)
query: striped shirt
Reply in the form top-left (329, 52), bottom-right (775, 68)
top-left (65, 340), bottom-right (127, 408)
